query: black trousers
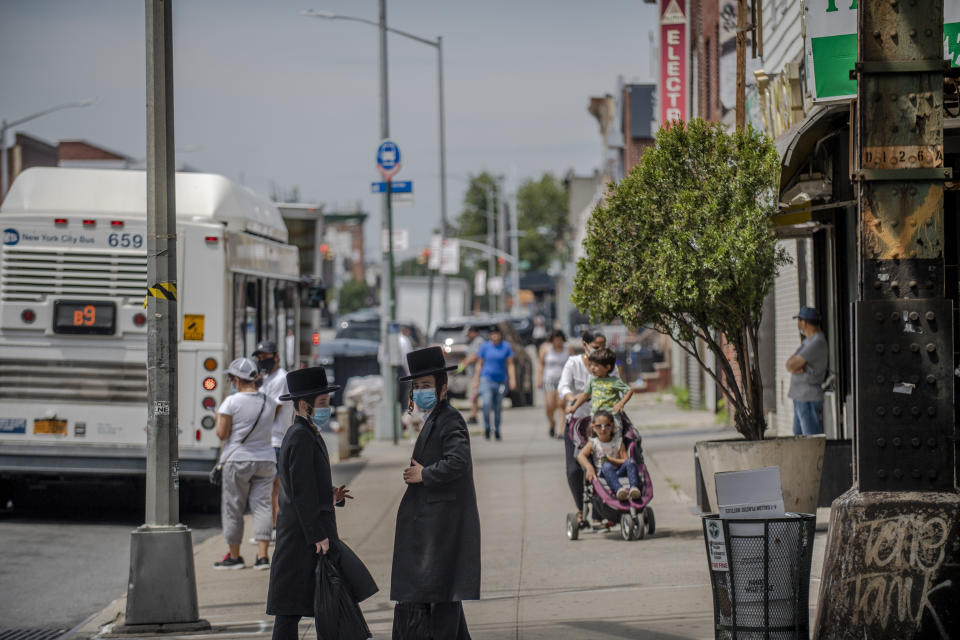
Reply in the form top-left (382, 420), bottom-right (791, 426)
top-left (393, 601), bottom-right (470, 639)
top-left (564, 422), bottom-right (584, 512)
top-left (272, 615), bottom-right (301, 640)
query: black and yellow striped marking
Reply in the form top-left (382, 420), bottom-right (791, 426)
top-left (142, 281), bottom-right (178, 308)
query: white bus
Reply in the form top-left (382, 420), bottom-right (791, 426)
top-left (0, 167), bottom-right (301, 496)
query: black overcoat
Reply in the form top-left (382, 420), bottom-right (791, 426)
top-left (266, 416), bottom-right (338, 617)
top-left (390, 402), bottom-right (481, 603)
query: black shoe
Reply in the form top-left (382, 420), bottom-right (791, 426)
top-left (495, 433), bottom-right (502, 441)
top-left (253, 556), bottom-right (270, 570)
top-left (214, 553), bottom-right (245, 570)
top-left (549, 427), bottom-right (556, 438)
top-left (484, 431), bottom-right (490, 440)
top-left (468, 416), bottom-right (478, 425)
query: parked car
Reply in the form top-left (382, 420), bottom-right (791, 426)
top-left (497, 313), bottom-right (536, 346)
top-left (335, 312), bottom-right (426, 347)
top-left (432, 316), bottom-right (535, 407)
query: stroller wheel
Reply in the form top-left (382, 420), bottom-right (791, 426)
top-left (633, 511), bottom-right (646, 540)
top-left (620, 516), bottom-right (633, 541)
top-left (566, 513), bottom-right (580, 540)
top-left (644, 506), bottom-right (656, 536)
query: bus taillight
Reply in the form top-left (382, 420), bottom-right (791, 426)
top-left (133, 313), bottom-right (147, 327)
top-left (54, 218), bottom-right (68, 226)
top-left (195, 429), bottom-right (201, 441)
top-left (203, 358), bottom-right (217, 371)
top-left (202, 377), bottom-right (216, 391)
top-left (111, 220), bottom-right (124, 228)
top-left (82, 219), bottom-right (96, 227)
top-left (201, 415), bottom-right (215, 429)
top-left (21, 309), bottom-right (36, 324)
top-left (202, 397), bottom-right (216, 410)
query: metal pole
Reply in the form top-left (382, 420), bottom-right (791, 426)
top-left (509, 189), bottom-right (520, 312)
top-left (813, 1), bottom-right (959, 636)
top-left (438, 36), bottom-right (449, 323)
top-left (496, 180), bottom-right (507, 311)
top-left (735, 0), bottom-right (746, 129)
top-left (377, 0), bottom-right (398, 443)
top-left (122, 0), bottom-right (205, 628)
top-left (486, 186), bottom-right (495, 312)
top-left (0, 122), bottom-right (7, 203)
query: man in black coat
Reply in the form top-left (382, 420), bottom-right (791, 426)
top-left (392, 347), bottom-right (481, 639)
top-left (266, 367), bottom-right (354, 639)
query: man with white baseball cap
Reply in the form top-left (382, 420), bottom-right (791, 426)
top-left (252, 340), bottom-right (292, 535)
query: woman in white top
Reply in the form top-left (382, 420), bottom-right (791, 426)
top-left (214, 357), bottom-right (278, 570)
top-left (558, 329), bottom-right (609, 519)
top-left (537, 329), bottom-right (572, 438)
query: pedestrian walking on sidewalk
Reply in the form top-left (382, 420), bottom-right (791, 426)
top-left (557, 330), bottom-right (611, 521)
top-left (471, 326), bottom-right (516, 440)
top-left (538, 329), bottom-right (572, 438)
top-left (457, 325), bottom-right (486, 425)
top-left (214, 357), bottom-right (277, 570)
top-left (785, 306), bottom-right (827, 435)
top-left (267, 367), bottom-right (357, 639)
top-left (253, 340), bottom-right (292, 535)
top-left (392, 346), bottom-right (480, 639)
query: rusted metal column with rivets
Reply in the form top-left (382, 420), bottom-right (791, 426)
top-left (813, 2), bottom-right (960, 638)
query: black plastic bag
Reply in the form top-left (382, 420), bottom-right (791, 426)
top-left (391, 602), bottom-right (432, 640)
top-left (314, 553), bottom-right (371, 640)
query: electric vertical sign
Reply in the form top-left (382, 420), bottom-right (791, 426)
top-left (660, 0), bottom-right (687, 124)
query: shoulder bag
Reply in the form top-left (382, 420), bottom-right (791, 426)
top-left (209, 393), bottom-right (268, 486)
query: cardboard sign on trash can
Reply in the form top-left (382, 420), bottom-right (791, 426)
top-left (716, 467), bottom-right (795, 605)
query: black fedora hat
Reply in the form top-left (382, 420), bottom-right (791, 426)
top-left (279, 366), bottom-right (341, 401)
top-left (399, 346), bottom-right (457, 382)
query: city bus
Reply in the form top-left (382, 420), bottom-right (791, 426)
top-left (0, 167), bottom-right (301, 501)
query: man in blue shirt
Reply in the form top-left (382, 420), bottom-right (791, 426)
top-left (785, 306), bottom-right (828, 435)
top-left (471, 326), bottom-right (517, 440)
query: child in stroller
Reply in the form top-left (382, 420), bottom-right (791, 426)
top-left (577, 410), bottom-right (641, 502)
top-left (565, 409), bottom-right (654, 541)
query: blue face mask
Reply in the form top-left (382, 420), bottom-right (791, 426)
top-left (312, 406), bottom-right (332, 429)
top-left (412, 389), bottom-right (438, 411)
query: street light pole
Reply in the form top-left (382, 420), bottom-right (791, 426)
top-left (301, 7), bottom-right (450, 326)
top-left (0, 99), bottom-right (94, 200)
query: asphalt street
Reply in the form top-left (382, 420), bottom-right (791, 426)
top-left (0, 463), bottom-right (366, 634)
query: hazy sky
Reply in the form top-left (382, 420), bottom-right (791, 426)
top-left (0, 0), bottom-right (658, 259)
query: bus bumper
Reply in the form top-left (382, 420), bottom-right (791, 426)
top-left (0, 442), bottom-right (219, 480)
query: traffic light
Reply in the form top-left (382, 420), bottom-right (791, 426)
top-left (497, 256), bottom-right (505, 266)
top-left (319, 244), bottom-right (331, 260)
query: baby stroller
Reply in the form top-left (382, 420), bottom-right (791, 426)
top-left (565, 412), bottom-right (655, 541)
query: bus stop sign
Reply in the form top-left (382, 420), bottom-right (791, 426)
top-left (376, 140), bottom-right (401, 180)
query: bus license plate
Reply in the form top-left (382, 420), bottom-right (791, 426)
top-left (53, 301), bottom-right (116, 335)
top-left (34, 419), bottom-right (67, 435)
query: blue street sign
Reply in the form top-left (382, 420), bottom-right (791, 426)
top-left (371, 181), bottom-right (413, 194)
top-left (376, 140), bottom-right (401, 171)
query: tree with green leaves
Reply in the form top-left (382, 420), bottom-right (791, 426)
top-left (337, 278), bottom-right (372, 315)
top-left (516, 173), bottom-right (568, 272)
top-left (572, 119), bottom-right (787, 440)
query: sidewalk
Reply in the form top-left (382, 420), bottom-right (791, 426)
top-left (77, 395), bottom-right (826, 639)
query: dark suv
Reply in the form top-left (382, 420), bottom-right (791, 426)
top-left (335, 310), bottom-right (425, 347)
top-left (432, 317), bottom-right (534, 407)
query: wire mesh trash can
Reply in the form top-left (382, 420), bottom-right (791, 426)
top-left (702, 514), bottom-right (815, 640)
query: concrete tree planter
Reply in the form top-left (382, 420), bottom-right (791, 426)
top-left (696, 436), bottom-right (827, 514)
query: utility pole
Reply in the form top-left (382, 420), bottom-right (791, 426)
top-left (486, 185), bottom-right (496, 312)
top-left (376, 0), bottom-right (399, 443)
top-left (121, 0), bottom-right (206, 629)
top-left (508, 189), bottom-right (521, 312)
top-left (735, 0), bottom-right (747, 129)
top-left (437, 35), bottom-right (450, 324)
top-left (814, 2), bottom-right (959, 638)
top-left (497, 180), bottom-right (507, 310)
